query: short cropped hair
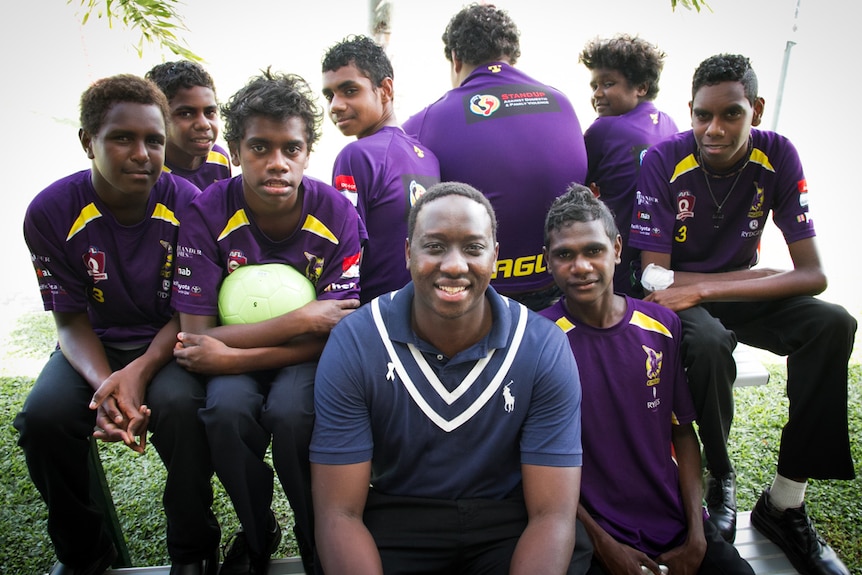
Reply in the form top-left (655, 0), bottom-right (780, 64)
top-left (79, 74), bottom-right (169, 135)
top-left (544, 183), bottom-right (619, 245)
top-left (145, 60), bottom-right (217, 102)
top-left (442, 3), bottom-right (520, 66)
top-left (322, 35), bottom-right (393, 87)
top-left (408, 182), bottom-right (497, 242)
top-left (579, 34), bottom-right (666, 101)
top-left (221, 68), bottom-right (323, 151)
top-left (692, 53), bottom-right (758, 105)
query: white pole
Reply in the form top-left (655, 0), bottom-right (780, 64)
top-left (772, 0), bottom-right (801, 132)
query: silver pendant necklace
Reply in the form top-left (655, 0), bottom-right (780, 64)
top-left (698, 139), bottom-right (752, 229)
top-left (703, 163), bottom-right (748, 229)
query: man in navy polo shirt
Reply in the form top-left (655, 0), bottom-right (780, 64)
top-left (311, 182), bottom-right (590, 574)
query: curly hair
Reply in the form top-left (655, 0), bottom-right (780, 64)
top-left (79, 74), bottom-right (169, 135)
top-left (322, 34), bottom-right (393, 87)
top-left (408, 182), bottom-right (497, 242)
top-left (442, 3), bottom-right (520, 66)
top-left (220, 68), bottom-right (323, 152)
top-left (145, 60), bottom-right (217, 103)
top-left (692, 53), bottom-right (758, 105)
top-left (544, 183), bottom-right (619, 246)
top-left (579, 34), bottom-right (666, 101)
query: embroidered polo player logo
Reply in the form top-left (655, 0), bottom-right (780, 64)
top-left (503, 381), bottom-right (515, 413)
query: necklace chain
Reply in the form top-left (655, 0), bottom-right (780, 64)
top-left (702, 162), bottom-right (748, 229)
top-left (697, 139), bottom-right (752, 229)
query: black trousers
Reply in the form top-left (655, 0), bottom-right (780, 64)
top-left (677, 296), bottom-right (856, 480)
top-left (586, 519), bottom-right (754, 575)
top-left (199, 362), bottom-right (317, 563)
top-left (362, 489), bottom-right (593, 574)
top-left (14, 348), bottom-right (219, 567)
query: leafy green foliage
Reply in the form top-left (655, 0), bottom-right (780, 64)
top-left (68, 0), bottom-right (201, 61)
top-left (671, 0), bottom-right (713, 12)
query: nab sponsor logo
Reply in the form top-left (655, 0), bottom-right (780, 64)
top-left (177, 266), bottom-right (192, 277)
top-left (637, 211), bottom-right (651, 221)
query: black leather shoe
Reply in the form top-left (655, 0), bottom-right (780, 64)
top-left (169, 547), bottom-right (219, 575)
top-left (49, 543), bottom-right (117, 575)
top-left (751, 490), bottom-right (849, 575)
top-left (221, 511), bottom-right (282, 575)
top-left (705, 470), bottom-right (737, 543)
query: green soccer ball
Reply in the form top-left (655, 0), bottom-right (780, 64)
top-left (218, 263), bottom-right (316, 325)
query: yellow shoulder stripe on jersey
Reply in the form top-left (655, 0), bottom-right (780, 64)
top-left (207, 150), bottom-right (230, 167)
top-left (669, 153), bottom-right (700, 184)
top-left (67, 202), bottom-right (103, 241)
top-left (162, 165), bottom-right (173, 174)
top-left (554, 316), bottom-right (576, 333)
top-left (217, 209), bottom-right (251, 241)
top-left (151, 203), bottom-right (180, 227)
top-left (302, 215), bottom-right (338, 245)
top-left (630, 310), bottom-right (673, 338)
top-left (749, 148), bottom-right (775, 172)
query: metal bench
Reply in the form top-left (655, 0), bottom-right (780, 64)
top-left (733, 343), bottom-right (771, 387)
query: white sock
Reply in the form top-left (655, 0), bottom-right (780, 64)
top-left (769, 474), bottom-right (807, 511)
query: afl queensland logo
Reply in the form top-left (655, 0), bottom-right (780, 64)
top-left (469, 94), bottom-right (501, 117)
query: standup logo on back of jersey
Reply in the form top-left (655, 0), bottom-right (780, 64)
top-left (463, 84), bottom-right (561, 124)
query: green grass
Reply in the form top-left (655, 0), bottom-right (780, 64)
top-left (1, 312), bottom-right (861, 573)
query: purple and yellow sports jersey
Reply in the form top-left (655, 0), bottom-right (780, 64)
top-left (332, 126), bottom-right (440, 304)
top-left (311, 284), bottom-right (582, 500)
top-left (584, 101), bottom-right (678, 295)
top-left (162, 143), bottom-right (231, 191)
top-left (172, 174), bottom-right (364, 316)
top-left (630, 129), bottom-right (815, 272)
top-left (403, 62), bottom-right (588, 295)
top-left (540, 296), bottom-right (697, 556)
top-left (24, 170), bottom-right (199, 347)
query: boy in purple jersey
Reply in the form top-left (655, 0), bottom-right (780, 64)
top-left (146, 60), bottom-right (231, 190)
top-left (14, 75), bottom-right (220, 575)
top-left (402, 3), bottom-right (588, 311)
top-left (322, 34), bottom-right (441, 304)
top-left (311, 182), bottom-right (590, 575)
top-left (541, 185), bottom-right (753, 575)
top-left (172, 69), bottom-right (363, 575)
top-left (631, 54), bottom-right (855, 575)
top-left (578, 34), bottom-right (678, 297)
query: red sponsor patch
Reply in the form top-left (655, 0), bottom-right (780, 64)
top-left (797, 179), bottom-right (808, 194)
top-left (335, 174), bottom-right (357, 192)
top-left (342, 251), bottom-right (361, 271)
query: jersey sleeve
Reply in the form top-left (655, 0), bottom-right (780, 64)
top-left (23, 202), bottom-right (89, 313)
top-left (314, 196), bottom-right (364, 302)
top-left (583, 119), bottom-right (610, 185)
top-left (665, 312), bottom-right (697, 425)
top-left (331, 144), bottom-right (378, 222)
top-left (171, 197), bottom-right (225, 316)
top-left (768, 138), bottom-right (815, 244)
top-left (629, 146), bottom-right (676, 254)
